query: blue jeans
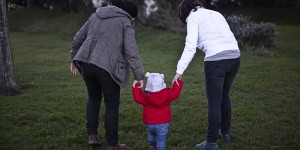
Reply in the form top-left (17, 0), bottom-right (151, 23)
top-left (145, 123), bottom-right (169, 150)
top-left (81, 63), bottom-right (120, 146)
top-left (204, 57), bottom-right (240, 143)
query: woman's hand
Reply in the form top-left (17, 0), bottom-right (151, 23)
top-left (172, 73), bottom-right (182, 85)
top-left (133, 80), bottom-right (144, 88)
top-left (70, 63), bottom-right (78, 75)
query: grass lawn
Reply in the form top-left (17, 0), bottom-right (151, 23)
top-left (1, 9), bottom-right (299, 150)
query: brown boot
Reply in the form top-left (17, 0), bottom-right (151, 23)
top-left (88, 135), bottom-right (101, 145)
top-left (106, 144), bottom-right (127, 150)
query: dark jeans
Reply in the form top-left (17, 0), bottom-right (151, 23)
top-left (204, 57), bottom-right (240, 143)
top-left (81, 63), bottom-right (120, 146)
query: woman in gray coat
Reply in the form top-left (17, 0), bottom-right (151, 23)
top-left (70, 0), bottom-right (144, 149)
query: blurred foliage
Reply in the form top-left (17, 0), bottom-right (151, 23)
top-left (146, 0), bottom-right (185, 34)
top-left (143, 0), bottom-right (299, 32)
top-left (7, 0), bottom-right (299, 12)
top-left (7, 0), bottom-right (95, 12)
top-left (226, 15), bottom-right (277, 55)
top-left (213, 0), bottom-right (299, 8)
top-left (7, 0), bottom-right (300, 35)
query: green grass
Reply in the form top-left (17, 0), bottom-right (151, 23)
top-left (1, 8), bottom-right (300, 150)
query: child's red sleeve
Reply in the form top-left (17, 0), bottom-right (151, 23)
top-left (132, 84), bottom-right (146, 105)
top-left (168, 80), bottom-right (183, 101)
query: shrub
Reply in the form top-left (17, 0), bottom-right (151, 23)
top-left (226, 15), bottom-right (277, 55)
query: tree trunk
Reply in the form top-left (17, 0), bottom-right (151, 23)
top-left (0, 0), bottom-right (21, 96)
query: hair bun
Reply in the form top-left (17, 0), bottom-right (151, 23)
top-left (109, 0), bottom-right (138, 18)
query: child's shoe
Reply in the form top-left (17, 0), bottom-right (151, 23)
top-left (148, 141), bottom-right (156, 150)
top-left (195, 141), bottom-right (218, 150)
top-left (149, 145), bottom-right (156, 150)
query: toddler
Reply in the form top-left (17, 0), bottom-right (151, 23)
top-left (132, 72), bottom-right (183, 150)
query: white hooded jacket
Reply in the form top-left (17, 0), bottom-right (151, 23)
top-left (176, 7), bottom-right (239, 75)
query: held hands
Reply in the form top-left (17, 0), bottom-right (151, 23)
top-left (70, 63), bottom-right (79, 75)
top-left (172, 73), bottom-right (182, 85)
top-left (133, 73), bottom-right (181, 88)
top-left (133, 80), bottom-right (144, 88)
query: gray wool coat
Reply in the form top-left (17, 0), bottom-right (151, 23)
top-left (70, 6), bottom-right (144, 88)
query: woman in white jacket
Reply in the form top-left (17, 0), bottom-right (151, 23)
top-left (172, 0), bottom-right (240, 149)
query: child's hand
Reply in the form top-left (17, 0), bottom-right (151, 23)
top-left (172, 73), bottom-right (182, 85)
top-left (133, 80), bottom-right (143, 88)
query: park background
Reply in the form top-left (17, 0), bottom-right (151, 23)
top-left (1, 0), bottom-right (299, 149)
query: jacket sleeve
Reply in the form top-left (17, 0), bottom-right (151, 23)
top-left (176, 12), bottom-right (200, 75)
top-left (167, 80), bottom-right (183, 101)
top-left (132, 84), bottom-right (146, 105)
top-left (123, 20), bottom-right (144, 80)
top-left (70, 13), bottom-right (95, 63)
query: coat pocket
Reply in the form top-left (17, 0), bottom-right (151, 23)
top-left (113, 58), bottom-right (128, 83)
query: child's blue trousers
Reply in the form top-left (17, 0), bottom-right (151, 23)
top-left (145, 122), bottom-right (169, 150)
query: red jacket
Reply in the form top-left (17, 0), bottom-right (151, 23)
top-left (132, 80), bottom-right (183, 124)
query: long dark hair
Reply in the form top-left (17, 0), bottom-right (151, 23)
top-left (178, 0), bottom-right (205, 23)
